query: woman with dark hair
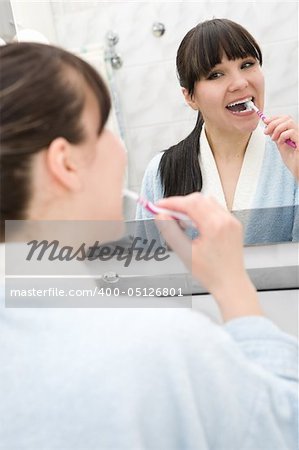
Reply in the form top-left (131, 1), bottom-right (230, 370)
top-left (0, 42), bottom-right (122, 232)
top-left (0, 42), bottom-right (297, 449)
top-left (136, 18), bottom-right (299, 243)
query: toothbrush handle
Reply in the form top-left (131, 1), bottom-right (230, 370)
top-left (285, 138), bottom-right (297, 149)
top-left (145, 199), bottom-right (196, 227)
top-left (257, 110), bottom-right (267, 122)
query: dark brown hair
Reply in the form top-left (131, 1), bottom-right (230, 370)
top-left (0, 42), bottom-right (111, 239)
top-left (159, 18), bottom-right (262, 197)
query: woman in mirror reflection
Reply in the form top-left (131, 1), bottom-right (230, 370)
top-left (0, 42), bottom-right (298, 449)
top-left (137, 18), bottom-right (299, 244)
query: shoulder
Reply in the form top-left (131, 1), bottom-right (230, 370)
top-left (108, 308), bottom-right (240, 368)
top-left (144, 152), bottom-right (164, 178)
top-left (138, 152), bottom-right (164, 206)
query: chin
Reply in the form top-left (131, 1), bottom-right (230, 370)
top-left (243, 125), bottom-right (258, 133)
top-left (236, 121), bottom-right (259, 134)
top-left (248, 116), bottom-right (260, 132)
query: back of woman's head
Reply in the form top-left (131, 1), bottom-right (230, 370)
top-left (0, 42), bottom-right (111, 238)
top-left (177, 18), bottom-right (262, 97)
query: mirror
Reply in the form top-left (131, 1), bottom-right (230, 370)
top-left (2, 1), bottom-right (298, 245)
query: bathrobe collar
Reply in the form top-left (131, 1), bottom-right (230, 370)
top-left (199, 125), bottom-right (266, 211)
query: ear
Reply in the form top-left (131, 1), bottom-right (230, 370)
top-left (46, 137), bottom-right (82, 191)
top-left (182, 88), bottom-right (199, 111)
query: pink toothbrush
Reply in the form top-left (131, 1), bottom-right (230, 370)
top-left (245, 100), bottom-right (297, 149)
top-left (123, 189), bottom-right (195, 225)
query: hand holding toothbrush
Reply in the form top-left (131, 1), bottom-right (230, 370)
top-left (263, 115), bottom-right (299, 181)
top-left (245, 101), bottom-right (299, 181)
top-left (155, 193), bottom-right (262, 321)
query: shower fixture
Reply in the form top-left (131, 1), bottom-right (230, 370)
top-left (105, 30), bottom-right (123, 69)
top-left (152, 22), bottom-right (166, 37)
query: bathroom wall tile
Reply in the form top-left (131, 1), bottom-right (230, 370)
top-left (113, 59), bottom-right (195, 129)
top-left (54, 2), bottom-right (163, 64)
top-left (202, 1), bottom-right (298, 43)
top-left (54, 1), bottom-right (298, 52)
top-left (108, 2), bottom-right (176, 68)
top-left (52, 1), bottom-right (98, 15)
top-left (125, 119), bottom-right (197, 188)
top-left (53, 7), bottom-right (99, 50)
top-left (53, 2), bottom-right (127, 50)
top-left (102, 2), bottom-right (165, 67)
top-left (267, 104), bottom-right (298, 123)
top-left (250, 1), bottom-right (298, 44)
top-left (262, 39), bottom-right (298, 115)
top-left (137, 3), bottom-right (208, 66)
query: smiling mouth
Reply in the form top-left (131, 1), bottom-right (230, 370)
top-left (226, 97), bottom-right (254, 113)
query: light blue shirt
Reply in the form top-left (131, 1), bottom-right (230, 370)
top-left (0, 287), bottom-right (298, 449)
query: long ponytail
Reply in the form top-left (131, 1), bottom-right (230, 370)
top-left (159, 112), bottom-right (203, 197)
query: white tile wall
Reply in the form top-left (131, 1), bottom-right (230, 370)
top-left (32, 1), bottom-right (299, 219)
top-left (114, 60), bottom-right (195, 129)
top-left (126, 117), bottom-right (196, 184)
top-left (262, 39), bottom-right (298, 110)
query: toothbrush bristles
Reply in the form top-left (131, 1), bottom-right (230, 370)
top-left (245, 100), bottom-right (258, 112)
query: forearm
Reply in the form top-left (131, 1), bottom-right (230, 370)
top-left (212, 273), bottom-right (263, 322)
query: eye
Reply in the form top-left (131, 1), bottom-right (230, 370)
top-left (241, 60), bottom-right (256, 69)
top-left (207, 71), bottom-right (223, 80)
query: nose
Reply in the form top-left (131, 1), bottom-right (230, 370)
top-left (228, 71), bottom-right (249, 92)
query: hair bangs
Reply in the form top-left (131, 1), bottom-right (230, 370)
top-left (196, 21), bottom-right (262, 80)
top-left (218, 27), bottom-right (262, 65)
top-left (177, 19), bottom-right (263, 96)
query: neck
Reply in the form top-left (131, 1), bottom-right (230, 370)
top-left (204, 126), bottom-right (251, 162)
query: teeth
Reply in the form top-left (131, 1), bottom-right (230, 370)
top-left (227, 97), bottom-right (253, 107)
